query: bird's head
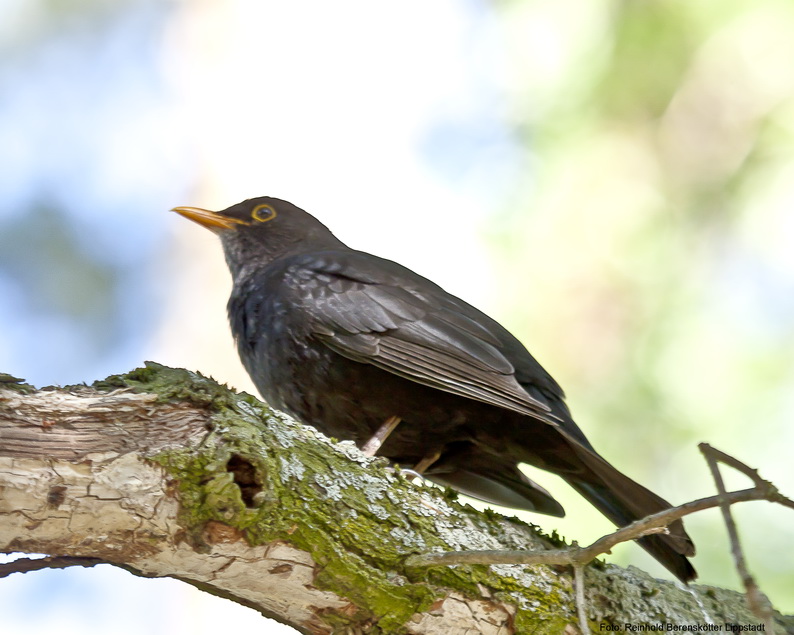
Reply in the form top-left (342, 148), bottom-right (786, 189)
top-left (172, 196), bottom-right (346, 279)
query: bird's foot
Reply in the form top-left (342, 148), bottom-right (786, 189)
top-left (361, 415), bottom-right (401, 457)
top-left (412, 451), bottom-right (441, 474)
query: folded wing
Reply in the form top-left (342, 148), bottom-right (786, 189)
top-left (286, 251), bottom-right (559, 424)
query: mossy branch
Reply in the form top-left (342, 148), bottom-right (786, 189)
top-left (0, 363), bottom-right (791, 634)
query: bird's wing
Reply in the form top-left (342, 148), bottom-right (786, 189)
top-left (284, 251), bottom-right (560, 423)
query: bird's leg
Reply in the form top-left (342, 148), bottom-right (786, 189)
top-left (361, 415), bottom-right (401, 457)
top-left (400, 451), bottom-right (442, 481)
top-left (412, 451), bottom-right (441, 474)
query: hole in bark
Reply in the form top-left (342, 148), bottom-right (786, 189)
top-left (47, 485), bottom-right (67, 507)
top-left (226, 454), bottom-right (261, 508)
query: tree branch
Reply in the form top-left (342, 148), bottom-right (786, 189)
top-left (700, 443), bottom-right (777, 632)
top-left (0, 555), bottom-right (104, 577)
top-left (403, 487), bottom-right (788, 569)
top-left (1, 363), bottom-right (792, 634)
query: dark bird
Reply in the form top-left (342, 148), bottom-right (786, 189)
top-left (173, 196), bottom-right (696, 582)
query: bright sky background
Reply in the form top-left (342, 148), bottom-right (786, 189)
top-left (153, 0), bottom-right (515, 400)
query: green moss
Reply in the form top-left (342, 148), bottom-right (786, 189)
top-left (130, 363), bottom-right (576, 631)
top-left (139, 377), bottom-right (429, 628)
top-left (0, 372), bottom-right (35, 394)
top-left (513, 609), bottom-right (573, 634)
top-left (94, 361), bottom-right (244, 409)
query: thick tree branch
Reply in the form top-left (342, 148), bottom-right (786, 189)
top-left (1, 364), bottom-right (791, 634)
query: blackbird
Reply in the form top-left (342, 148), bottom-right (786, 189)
top-left (173, 196), bottom-right (696, 582)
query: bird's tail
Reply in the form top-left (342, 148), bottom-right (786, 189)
top-left (562, 445), bottom-right (696, 582)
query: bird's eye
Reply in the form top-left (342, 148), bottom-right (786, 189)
top-left (251, 204), bottom-right (277, 223)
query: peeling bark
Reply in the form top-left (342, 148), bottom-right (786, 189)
top-left (0, 364), bottom-right (791, 634)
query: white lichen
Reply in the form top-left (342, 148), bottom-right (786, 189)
top-left (279, 454), bottom-right (305, 481)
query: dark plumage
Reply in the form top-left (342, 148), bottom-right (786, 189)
top-left (173, 196), bottom-right (696, 582)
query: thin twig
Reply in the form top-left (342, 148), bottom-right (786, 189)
top-left (405, 485), bottom-right (773, 569)
top-left (698, 443), bottom-right (767, 488)
top-left (699, 443), bottom-right (776, 633)
top-left (405, 445), bottom-right (791, 633)
top-left (573, 562), bottom-right (590, 635)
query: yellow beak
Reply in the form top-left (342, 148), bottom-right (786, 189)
top-left (171, 206), bottom-right (248, 232)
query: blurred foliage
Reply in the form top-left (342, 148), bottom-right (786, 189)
top-left (1, 204), bottom-right (115, 320)
top-left (0, 0), bottom-right (183, 386)
top-left (487, 0), bottom-right (794, 609)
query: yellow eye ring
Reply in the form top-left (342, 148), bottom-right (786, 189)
top-left (251, 204), bottom-right (277, 223)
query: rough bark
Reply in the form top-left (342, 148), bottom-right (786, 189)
top-left (0, 364), bottom-right (791, 634)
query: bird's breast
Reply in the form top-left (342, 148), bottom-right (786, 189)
top-left (227, 268), bottom-right (519, 462)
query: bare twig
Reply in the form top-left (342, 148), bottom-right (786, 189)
top-left (573, 560), bottom-right (590, 635)
top-left (699, 443), bottom-right (776, 634)
top-left (404, 484), bottom-right (779, 569)
top-left (698, 444), bottom-right (766, 488)
top-left (406, 445), bottom-right (792, 631)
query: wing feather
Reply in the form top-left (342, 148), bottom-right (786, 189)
top-left (286, 252), bottom-right (559, 423)
top-left (376, 338), bottom-right (554, 419)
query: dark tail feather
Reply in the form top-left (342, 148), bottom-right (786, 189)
top-left (425, 444), bottom-right (567, 516)
top-left (564, 449), bottom-right (696, 582)
top-left (427, 462), bottom-right (566, 517)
